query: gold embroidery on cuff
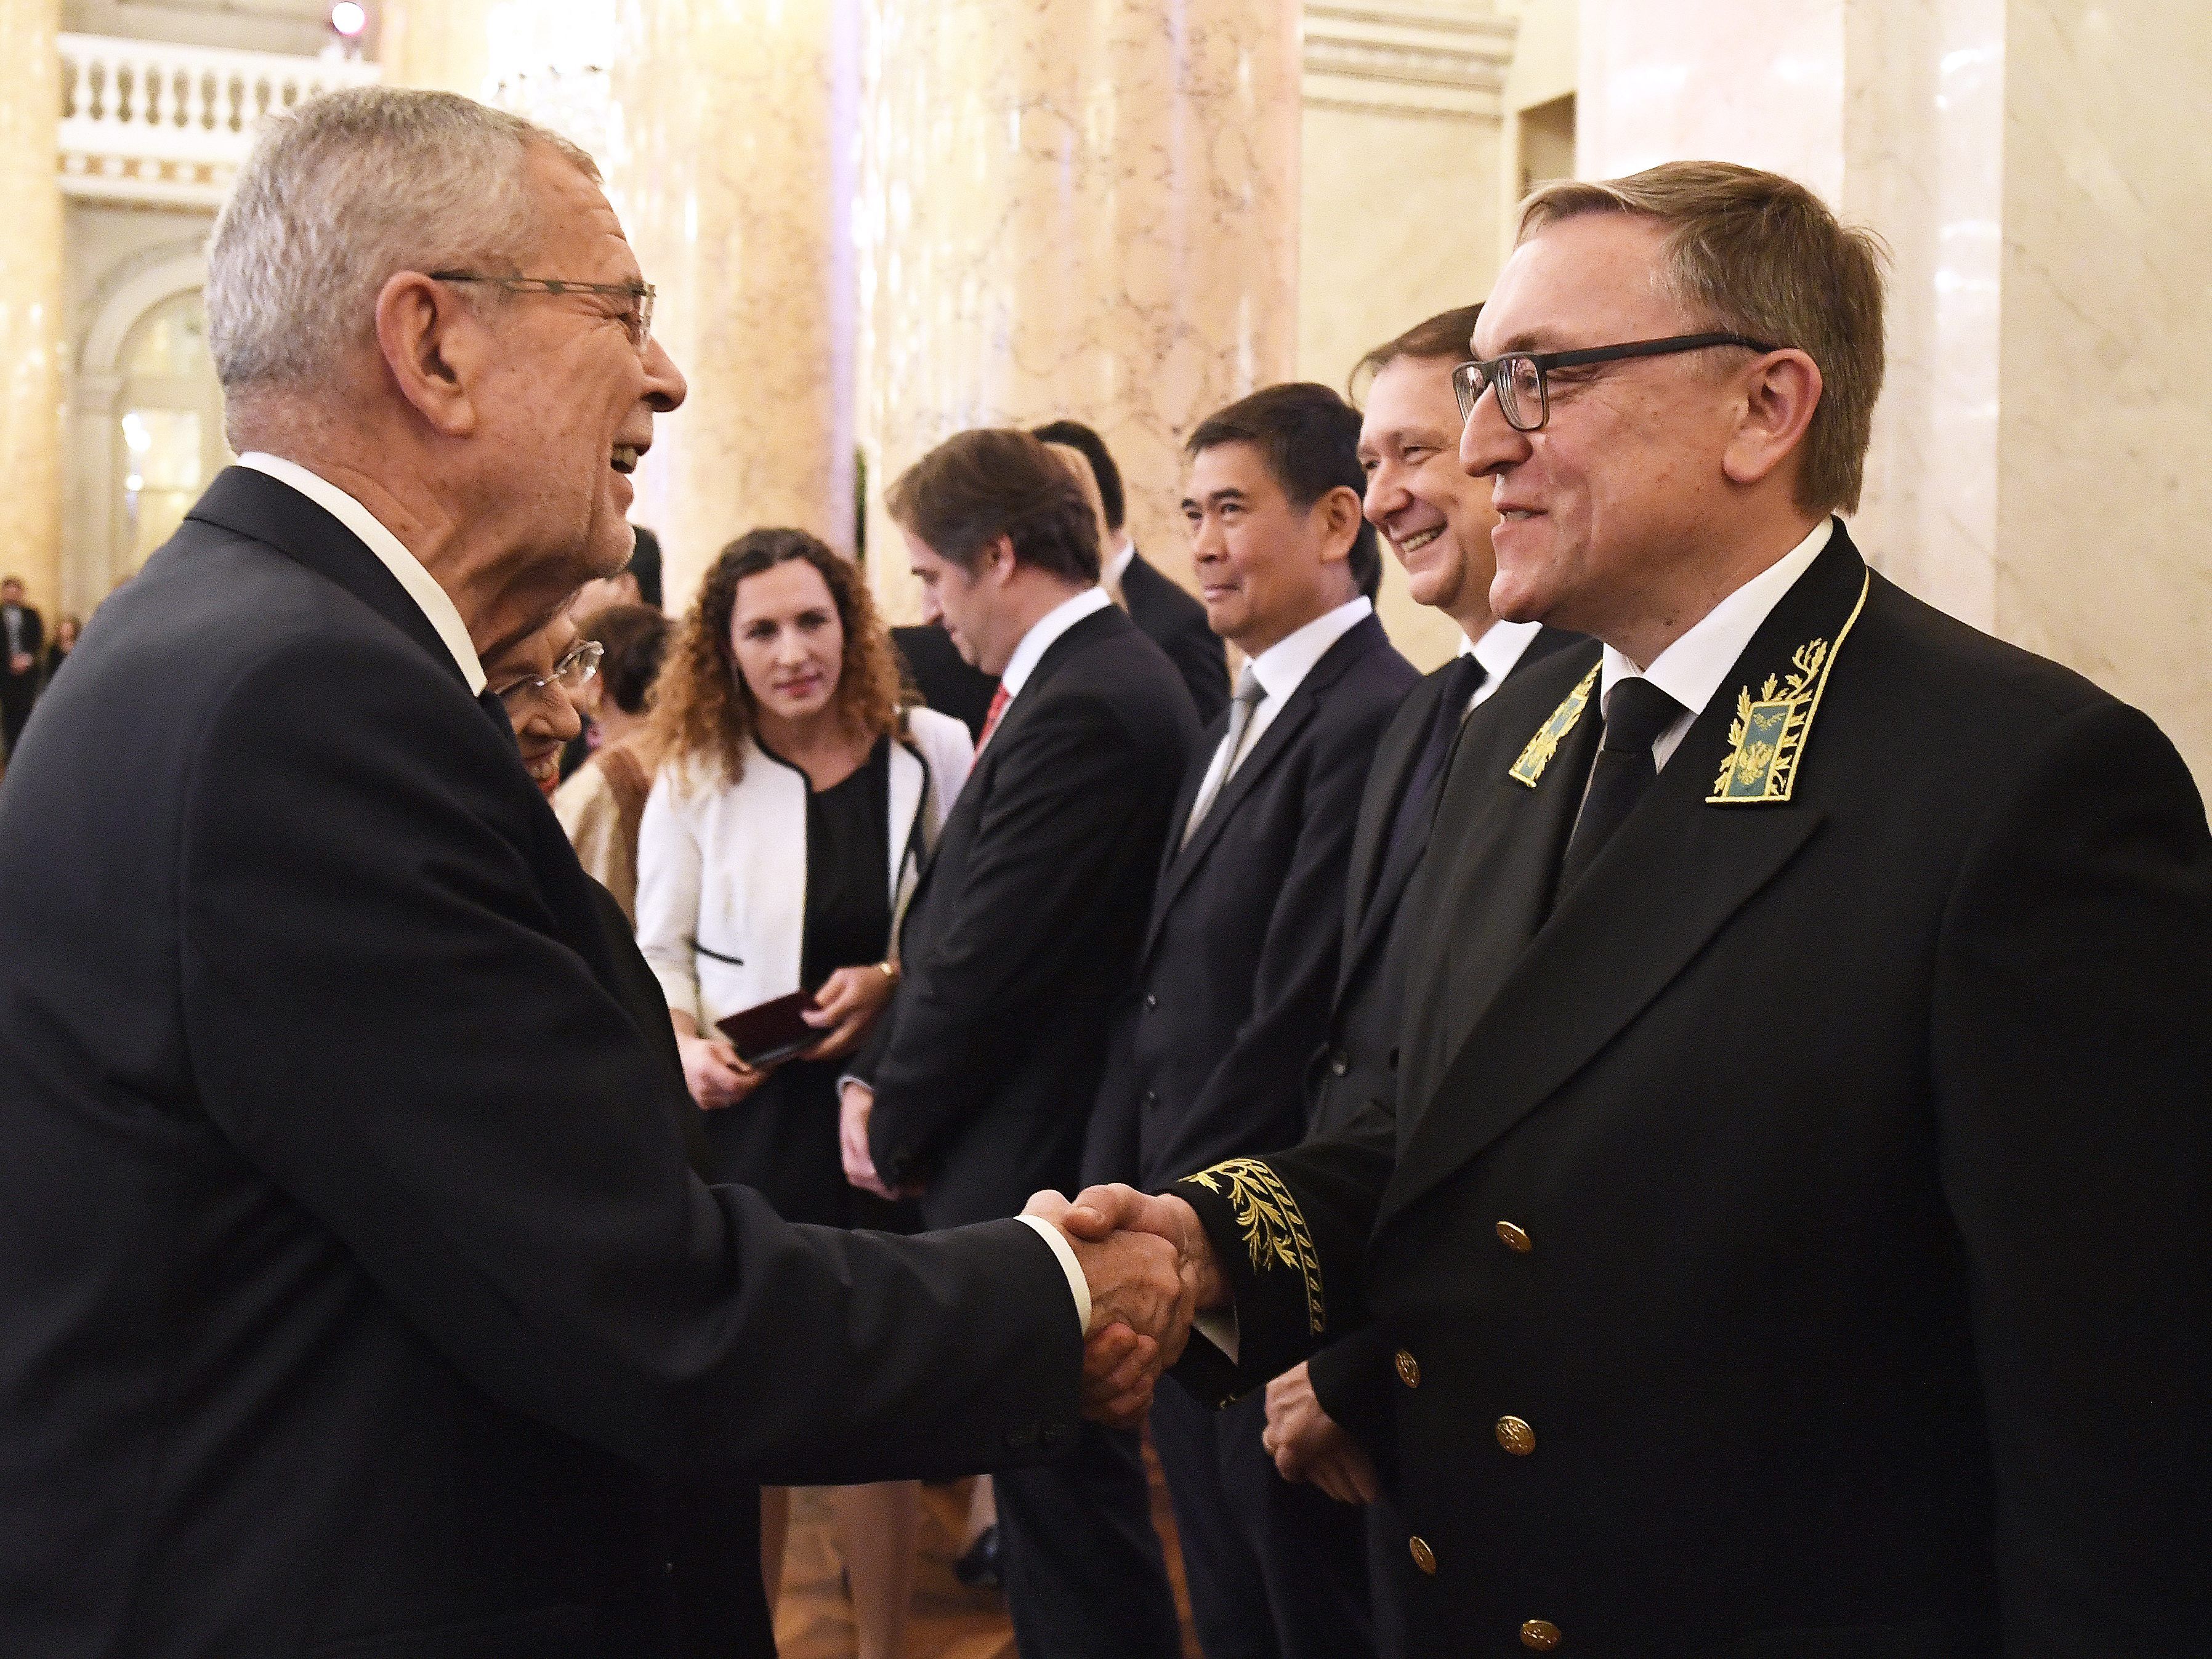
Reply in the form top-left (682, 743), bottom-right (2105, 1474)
top-left (1187, 1158), bottom-right (1325, 1335)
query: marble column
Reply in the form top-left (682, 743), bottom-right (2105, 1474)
top-left (1, 0), bottom-right (65, 615)
top-left (607, 0), bottom-right (860, 605)
top-left (858, 0), bottom-right (1302, 620)
top-left (1576, 0), bottom-right (2212, 783)
top-left (378, 0), bottom-right (501, 99)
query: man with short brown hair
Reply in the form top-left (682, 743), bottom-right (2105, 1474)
top-left (1072, 161), bottom-right (2212, 1656)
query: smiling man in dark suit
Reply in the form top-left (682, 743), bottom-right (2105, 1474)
top-left (1070, 161), bottom-right (2212, 1658)
top-left (839, 426), bottom-right (1201, 1659)
top-left (1256, 307), bottom-right (1580, 1655)
top-left (1085, 382), bottom-right (1418, 1659)
top-left (0, 89), bottom-right (1186, 1659)
top-left (1033, 417), bottom-right (1231, 724)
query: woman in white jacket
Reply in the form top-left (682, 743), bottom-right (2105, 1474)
top-left (636, 527), bottom-right (971, 1659)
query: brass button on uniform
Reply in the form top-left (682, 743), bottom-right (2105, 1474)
top-left (1394, 1349), bottom-right (1420, 1389)
top-left (1520, 1618), bottom-right (1562, 1650)
top-left (1408, 1536), bottom-right (1437, 1575)
top-left (1495, 1221), bottom-right (1533, 1253)
top-left (1495, 1415), bottom-right (1535, 1455)
top-left (1328, 1049), bottom-right (1349, 1076)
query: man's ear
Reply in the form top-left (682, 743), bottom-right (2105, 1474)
top-left (374, 272), bottom-right (484, 439)
top-left (1315, 485), bottom-right (1365, 566)
top-left (1721, 349), bottom-right (1822, 491)
top-left (982, 533), bottom-right (1020, 588)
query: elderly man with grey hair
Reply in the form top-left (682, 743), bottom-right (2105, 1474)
top-left (0, 87), bottom-right (1184, 1659)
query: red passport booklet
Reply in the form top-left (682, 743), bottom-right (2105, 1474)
top-left (716, 990), bottom-right (819, 1068)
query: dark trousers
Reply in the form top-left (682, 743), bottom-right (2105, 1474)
top-left (1366, 1490), bottom-right (1410, 1659)
top-left (995, 1419), bottom-right (1183, 1659)
top-left (1150, 1381), bottom-right (1374, 1659)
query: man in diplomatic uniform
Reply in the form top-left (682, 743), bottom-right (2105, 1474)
top-left (1086, 382), bottom-right (1418, 1659)
top-left (1075, 161), bottom-right (2212, 1657)
top-left (1257, 307), bottom-right (1580, 1655)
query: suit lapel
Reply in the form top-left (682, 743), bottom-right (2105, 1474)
top-left (1381, 532), bottom-right (1871, 1229)
top-left (1338, 673), bottom-right (1448, 984)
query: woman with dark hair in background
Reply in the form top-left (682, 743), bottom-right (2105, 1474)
top-left (637, 528), bottom-right (972, 1659)
top-left (554, 602), bottom-right (672, 924)
top-left (39, 615), bottom-right (80, 691)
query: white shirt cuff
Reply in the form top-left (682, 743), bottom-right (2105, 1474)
top-left (1193, 1306), bottom-right (1240, 1365)
top-left (1015, 1213), bottom-right (1092, 1335)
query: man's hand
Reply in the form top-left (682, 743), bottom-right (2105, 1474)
top-left (839, 1080), bottom-right (918, 1200)
top-left (1262, 1362), bottom-right (1379, 1505)
top-left (801, 965), bottom-right (894, 1063)
top-left (1025, 1189), bottom-right (1187, 1429)
top-left (8, 653), bottom-right (31, 676)
top-left (1062, 1184), bottom-right (1227, 1313)
top-left (676, 1030), bottom-right (762, 1110)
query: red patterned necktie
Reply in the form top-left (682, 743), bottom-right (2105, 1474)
top-left (977, 684), bottom-right (1012, 751)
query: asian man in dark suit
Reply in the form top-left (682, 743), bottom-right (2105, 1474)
top-left (1033, 417), bottom-right (1230, 724)
top-left (839, 427), bottom-right (1201, 1659)
top-left (1084, 383), bottom-right (1418, 1659)
top-left (0, 89), bottom-right (1184, 1659)
top-left (1073, 162), bottom-right (2212, 1659)
top-left (1255, 309), bottom-right (1580, 1658)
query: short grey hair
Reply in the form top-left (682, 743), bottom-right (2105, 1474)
top-left (206, 86), bottom-right (600, 393)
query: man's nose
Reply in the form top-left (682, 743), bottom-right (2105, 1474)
top-left (1364, 467), bottom-right (1408, 528)
top-left (919, 589), bottom-right (942, 625)
top-left (1458, 384), bottom-right (1527, 480)
top-left (642, 336), bottom-right (687, 413)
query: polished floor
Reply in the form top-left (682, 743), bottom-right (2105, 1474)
top-left (774, 1444), bottom-right (1204, 1659)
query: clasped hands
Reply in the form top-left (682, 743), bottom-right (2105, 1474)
top-left (1022, 1185), bottom-right (1227, 1430)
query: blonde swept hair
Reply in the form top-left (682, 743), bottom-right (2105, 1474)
top-left (1518, 161), bottom-right (1889, 515)
top-left (649, 528), bottom-right (910, 794)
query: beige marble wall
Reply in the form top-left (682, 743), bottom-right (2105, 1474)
top-left (2, 0), bottom-right (66, 613)
top-left (857, 0), bottom-right (1302, 621)
top-left (607, 0), bottom-right (859, 604)
top-left (1577, 0), bottom-right (2212, 783)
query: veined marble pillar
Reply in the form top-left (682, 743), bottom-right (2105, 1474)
top-left (1577, 0), bottom-right (2212, 782)
top-left (1, 0), bottom-right (65, 615)
top-left (858, 0), bottom-right (1302, 620)
top-left (607, 0), bottom-right (860, 605)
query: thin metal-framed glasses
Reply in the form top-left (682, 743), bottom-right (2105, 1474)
top-left (1451, 332), bottom-right (1778, 432)
top-left (495, 639), bottom-right (603, 708)
top-left (429, 271), bottom-right (656, 352)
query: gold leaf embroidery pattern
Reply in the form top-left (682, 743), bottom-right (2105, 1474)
top-left (1509, 664), bottom-right (1601, 788)
top-left (1708, 572), bottom-right (1869, 805)
top-left (1186, 1158), bottom-right (1325, 1336)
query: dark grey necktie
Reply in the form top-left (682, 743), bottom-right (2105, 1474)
top-left (1554, 676), bottom-right (1682, 901)
top-left (1182, 664), bottom-right (1267, 847)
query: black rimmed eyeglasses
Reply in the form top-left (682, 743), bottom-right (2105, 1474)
top-left (1451, 333), bottom-right (1779, 432)
top-left (429, 272), bottom-right (656, 353)
top-left (494, 639), bottom-right (603, 709)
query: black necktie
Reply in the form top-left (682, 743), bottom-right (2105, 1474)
top-left (1384, 654), bottom-right (1487, 870)
top-left (1554, 676), bottom-right (1682, 901)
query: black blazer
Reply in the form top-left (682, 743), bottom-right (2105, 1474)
top-left (1, 602), bottom-right (40, 681)
top-left (1086, 610), bottom-right (1418, 1193)
top-left (894, 621), bottom-right (1001, 742)
top-left (0, 467), bottom-right (1083, 1659)
top-left (1120, 547), bottom-right (1230, 725)
top-left (860, 603), bottom-right (1200, 1228)
top-left (1171, 526), bottom-right (2212, 1657)
top-left (1300, 626), bottom-right (1578, 1451)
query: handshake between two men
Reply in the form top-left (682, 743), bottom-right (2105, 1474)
top-left (1022, 1185), bottom-right (1224, 1429)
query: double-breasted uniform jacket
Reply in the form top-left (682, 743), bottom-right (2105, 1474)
top-left (1084, 612), bottom-right (1418, 1194)
top-left (1171, 525), bottom-right (2212, 1658)
top-left (634, 710), bottom-right (973, 1030)
top-left (0, 466), bottom-right (1084, 1659)
top-left (1300, 626), bottom-right (1580, 1453)
top-left (858, 604), bottom-right (1201, 1229)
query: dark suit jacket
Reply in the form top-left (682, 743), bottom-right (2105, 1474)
top-left (1120, 547), bottom-right (1229, 725)
top-left (1086, 611), bottom-right (1418, 1193)
top-left (1171, 525), bottom-right (2212, 1657)
top-left (894, 621), bottom-right (1001, 742)
top-left (860, 604), bottom-right (1200, 1227)
top-left (0, 467), bottom-right (1082, 1659)
top-left (1300, 626), bottom-right (1579, 1450)
top-left (1, 602), bottom-right (41, 696)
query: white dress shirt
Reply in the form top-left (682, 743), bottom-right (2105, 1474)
top-left (999, 585), bottom-right (1115, 707)
top-left (1182, 595), bottom-right (1373, 842)
top-left (1599, 519), bottom-right (1833, 769)
top-left (236, 451), bottom-right (487, 695)
top-left (1102, 538), bottom-right (1137, 594)
top-left (1456, 616), bottom-right (1545, 714)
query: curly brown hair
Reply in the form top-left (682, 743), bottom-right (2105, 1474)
top-left (650, 528), bottom-right (908, 793)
